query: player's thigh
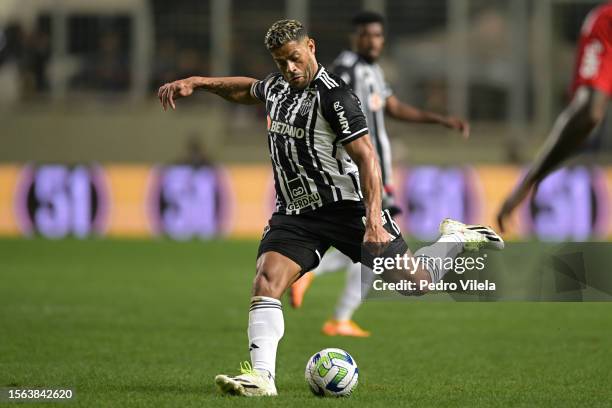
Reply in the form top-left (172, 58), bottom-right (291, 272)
top-left (256, 214), bottom-right (329, 297)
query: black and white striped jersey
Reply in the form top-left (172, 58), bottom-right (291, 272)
top-left (331, 50), bottom-right (393, 189)
top-left (250, 64), bottom-right (369, 215)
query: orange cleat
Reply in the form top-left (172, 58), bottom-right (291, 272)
top-left (321, 319), bottom-right (371, 338)
top-left (290, 272), bottom-right (314, 309)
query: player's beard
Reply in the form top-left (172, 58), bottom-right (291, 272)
top-left (289, 60), bottom-right (317, 90)
top-left (300, 60), bottom-right (317, 88)
top-left (301, 65), bottom-right (312, 87)
top-left (359, 51), bottom-right (378, 64)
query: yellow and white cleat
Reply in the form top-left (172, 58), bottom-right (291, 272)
top-left (439, 219), bottom-right (505, 251)
top-left (215, 362), bottom-right (277, 397)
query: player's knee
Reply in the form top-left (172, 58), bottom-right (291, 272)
top-left (253, 261), bottom-right (286, 298)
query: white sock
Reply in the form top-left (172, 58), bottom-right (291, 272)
top-left (248, 296), bottom-right (284, 380)
top-left (414, 233), bottom-right (465, 283)
top-left (333, 262), bottom-right (375, 321)
top-left (313, 250), bottom-right (352, 277)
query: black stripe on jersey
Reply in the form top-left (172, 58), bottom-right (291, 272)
top-left (310, 88), bottom-right (343, 202)
top-left (268, 83), bottom-right (296, 212)
top-left (269, 152), bottom-right (291, 214)
top-left (266, 75), bottom-right (283, 96)
top-left (283, 92), bottom-right (300, 120)
top-left (287, 93), bottom-right (319, 210)
top-left (294, 96), bottom-right (336, 205)
top-left (283, 92), bottom-right (307, 178)
top-left (331, 143), bottom-right (344, 175)
top-left (272, 138), bottom-right (303, 208)
top-left (348, 172), bottom-right (363, 199)
top-left (278, 91), bottom-right (298, 123)
top-left (269, 137), bottom-right (292, 212)
top-left (319, 71), bottom-right (340, 89)
top-left (267, 142), bottom-right (283, 211)
top-left (264, 76), bottom-right (284, 112)
top-left (283, 91), bottom-right (318, 211)
top-left (282, 93), bottom-right (302, 176)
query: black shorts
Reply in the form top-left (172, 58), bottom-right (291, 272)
top-left (257, 200), bottom-right (408, 274)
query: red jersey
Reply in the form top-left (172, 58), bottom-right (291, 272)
top-left (571, 2), bottom-right (612, 97)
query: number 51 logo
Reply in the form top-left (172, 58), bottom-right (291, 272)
top-left (16, 164), bottom-right (108, 238)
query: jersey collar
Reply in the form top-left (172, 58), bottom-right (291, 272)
top-left (308, 63), bottom-right (325, 89)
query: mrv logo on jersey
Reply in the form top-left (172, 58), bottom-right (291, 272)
top-left (269, 120), bottom-right (305, 139)
top-left (333, 101), bottom-right (351, 135)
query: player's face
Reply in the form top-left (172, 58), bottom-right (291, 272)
top-left (271, 38), bottom-right (318, 89)
top-left (354, 22), bottom-right (385, 62)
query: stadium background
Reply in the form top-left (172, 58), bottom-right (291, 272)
top-left (0, 0), bottom-right (611, 241)
top-left (1, 1), bottom-right (612, 406)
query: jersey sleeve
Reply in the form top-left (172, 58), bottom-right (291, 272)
top-left (321, 87), bottom-right (369, 145)
top-left (250, 73), bottom-right (278, 102)
top-left (571, 7), bottom-right (612, 97)
top-left (331, 64), bottom-right (354, 87)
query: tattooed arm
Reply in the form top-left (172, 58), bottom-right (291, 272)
top-left (158, 76), bottom-right (261, 110)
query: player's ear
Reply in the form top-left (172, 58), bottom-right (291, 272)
top-left (306, 37), bottom-right (316, 54)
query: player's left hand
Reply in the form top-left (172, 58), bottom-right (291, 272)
top-left (444, 117), bottom-right (470, 139)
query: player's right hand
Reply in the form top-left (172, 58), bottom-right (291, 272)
top-left (158, 79), bottom-right (194, 111)
top-left (363, 223), bottom-right (391, 257)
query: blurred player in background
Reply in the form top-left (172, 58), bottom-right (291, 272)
top-left (290, 11), bottom-right (470, 337)
top-left (497, 2), bottom-right (611, 230)
top-left (159, 19), bottom-right (502, 397)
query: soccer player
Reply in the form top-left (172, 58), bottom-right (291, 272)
top-left (497, 2), bottom-right (611, 231)
top-left (290, 11), bottom-right (471, 338)
top-left (158, 19), bottom-right (502, 397)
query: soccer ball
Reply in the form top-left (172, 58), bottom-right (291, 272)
top-left (304, 348), bottom-right (358, 397)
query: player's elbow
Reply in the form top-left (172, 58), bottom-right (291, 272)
top-left (586, 106), bottom-right (605, 128)
top-left (384, 103), bottom-right (397, 118)
top-left (571, 87), bottom-right (607, 132)
top-left (345, 137), bottom-right (376, 169)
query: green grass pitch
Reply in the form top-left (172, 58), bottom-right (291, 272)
top-left (1, 238), bottom-right (611, 407)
